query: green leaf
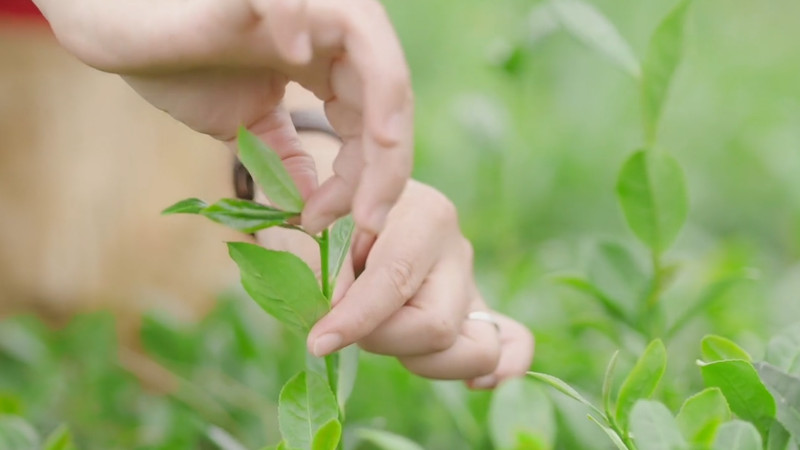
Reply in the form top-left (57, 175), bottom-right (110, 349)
top-left (755, 362), bottom-right (800, 444)
top-left (228, 242), bottom-right (329, 336)
top-left (616, 150), bottom-right (688, 253)
top-left (676, 388), bottom-right (731, 445)
top-left (0, 416), bottom-right (40, 450)
top-left (490, 379), bottom-right (556, 450)
top-left (547, 0), bottom-right (640, 78)
top-left (765, 323), bottom-right (800, 375)
top-left (207, 425), bottom-right (248, 450)
top-left (554, 276), bottom-right (637, 330)
top-left (641, 0), bottom-right (692, 142)
top-left (355, 429), bottom-right (425, 450)
top-left (630, 400), bottom-right (688, 450)
top-left (162, 197), bottom-right (208, 215)
top-left (587, 415), bottom-right (628, 450)
top-left (238, 127), bottom-right (304, 212)
top-left (712, 420), bottom-right (763, 450)
top-left (615, 339), bottom-right (668, 431)
top-left (336, 345), bottom-right (359, 411)
top-left (767, 422), bottom-right (798, 450)
top-left (201, 198), bottom-right (297, 233)
top-left (312, 419), bottom-right (342, 450)
top-left (702, 335), bottom-right (752, 362)
top-left (700, 360), bottom-right (776, 437)
top-left (603, 350), bottom-right (621, 427)
top-left (279, 371), bottom-right (339, 450)
top-left (328, 216), bottom-right (355, 287)
top-left (513, 431), bottom-right (548, 450)
top-left (527, 371), bottom-right (603, 417)
top-left (42, 425), bottom-right (74, 450)
top-left (588, 240), bottom-right (649, 317)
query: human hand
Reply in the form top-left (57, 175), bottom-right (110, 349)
top-left (304, 181), bottom-right (535, 389)
top-left (35, 0), bottom-right (413, 235)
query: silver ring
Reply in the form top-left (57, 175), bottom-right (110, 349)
top-left (467, 311), bottom-right (500, 333)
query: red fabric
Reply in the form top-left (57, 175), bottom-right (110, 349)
top-left (0, 0), bottom-right (44, 20)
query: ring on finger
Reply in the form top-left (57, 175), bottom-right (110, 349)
top-left (467, 311), bottom-right (500, 334)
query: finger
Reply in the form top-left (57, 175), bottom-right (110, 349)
top-left (301, 136), bottom-right (362, 234)
top-left (358, 250), bottom-right (472, 356)
top-left (306, 204), bottom-right (445, 356)
top-left (264, 0), bottom-right (312, 64)
top-left (230, 106), bottom-right (318, 200)
top-left (398, 302), bottom-right (502, 380)
top-left (467, 314), bottom-right (535, 390)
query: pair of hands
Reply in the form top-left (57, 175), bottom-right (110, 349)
top-left (36, 0), bottom-right (534, 387)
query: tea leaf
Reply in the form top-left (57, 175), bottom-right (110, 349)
top-left (588, 240), bottom-right (648, 317)
top-left (527, 371), bottom-right (603, 417)
top-left (554, 276), bottom-right (637, 330)
top-left (201, 198), bottom-right (297, 233)
top-left (42, 425), bottom-right (73, 450)
top-left (337, 345), bottom-right (359, 411)
top-left (700, 360), bottom-right (776, 437)
top-left (328, 215), bottom-right (355, 288)
top-left (616, 150), bottom-right (688, 253)
top-left (630, 400), bottom-right (687, 450)
top-left (755, 362), bottom-right (800, 444)
top-left (616, 339), bottom-right (667, 431)
top-left (766, 422), bottom-right (797, 450)
top-left (162, 198), bottom-right (208, 215)
top-left (641, 0), bottom-right (692, 142)
top-left (587, 415), bottom-right (627, 450)
top-left (702, 335), bottom-right (752, 362)
top-left (0, 416), bottom-right (40, 450)
top-left (228, 242), bottom-right (329, 336)
top-left (490, 379), bottom-right (556, 450)
top-left (676, 387), bottom-right (731, 445)
top-left (237, 127), bottom-right (304, 212)
top-left (548, 0), bottom-right (640, 78)
top-left (279, 371), bottom-right (338, 450)
top-left (712, 420), bottom-right (763, 450)
top-left (311, 419), bottom-right (342, 450)
top-left (355, 428), bottom-right (425, 450)
top-left (765, 323), bottom-right (800, 375)
top-left (603, 350), bottom-right (621, 426)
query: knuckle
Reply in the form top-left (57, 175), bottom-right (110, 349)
top-left (424, 315), bottom-right (459, 352)
top-left (383, 258), bottom-right (417, 301)
top-left (425, 189), bottom-right (458, 227)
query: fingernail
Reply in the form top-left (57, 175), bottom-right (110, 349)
top-left (470, 374), bottom-right (497, 390)
top-left (312, 333), bottom-right (342, 357)
top-left (366, 205), bottom-right (391, 234)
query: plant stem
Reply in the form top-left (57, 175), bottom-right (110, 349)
top-left (318, 229), bottom-right (343, 449)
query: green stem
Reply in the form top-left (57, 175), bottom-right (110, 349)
top-left (318, 229), bottom-right (343, 449)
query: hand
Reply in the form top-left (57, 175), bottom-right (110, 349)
top-left (305, 181), bottom-right (534, 388)
top-left (35, 0), bottom-right (413, 235)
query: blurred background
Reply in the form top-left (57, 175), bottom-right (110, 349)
top-left (0, 0), bottom-right (799, 448)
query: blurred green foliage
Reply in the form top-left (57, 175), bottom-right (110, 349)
top-left (2, 0), bottom-right (800, 448)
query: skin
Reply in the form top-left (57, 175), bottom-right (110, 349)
top-left (33, 0), bottom-right (414, 236)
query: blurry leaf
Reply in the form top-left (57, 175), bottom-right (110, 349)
top-left (587, 415), bottom-right (627, 450)
top-left (641, 0), bottom-right (692, 142)
top-left (755, 362), bottom-right (800, 444)
top-left (588, 240), bottom-right (648, 316)
top-left (630, 400), bottom-right (687, 450)
top-left (513, 431), bottom-right (548, 450)
top-left (767, 422), bottom-right (799, 450)
top-left (554, 276), bottom-right (637, 330)
top-left (355, 428), bottom-right (424, 450)
top-left (526, 3), bottom-right (559, 45)
top-left (0, 416), bottom-right (40, 450)
top-left (140, 311), bottom-right (199, 369)
top-left (162, 198), bottom-right (208, 215)
top-left (676, 388), bottom-right (731, 445)
top-left (228, 242), bottom-right (329, 335)
top-left (207, 426), bottom-right (248, 450)
top-left (0, 316), bottom-right (51, 365)
top-left (328, 215), bottom-right (355, 289)
top-left (700, 360), bottom-right (776, 437)
top-left (702, 335), bottom-right (752, 362)
top-left (603, 350), bottom-right (620, 426)
top-left (616, 150), bottom-right (688, 254)
top-left (279, 371), bottom-right (338, 450)
top-left (712, 420), bottom-right (763, 450)
top-left (548, 0), bottom-right (640, 78)
top-left (615, 339), bottom-right (667, 431)
top-left (336, 345), bottom-right (359, 411)
top-left (765, 324), bottom-right (800, 375)
top-left (0, 394), bottom-right (22, 416)
top-left (527, 371), bottom-right (603, 416)
top-left (238, 127), bottom-right (304, 212)
top-left (490, 378), bottom-right (556, 450)
top-left (42, 425), bottom-right (74, 450)
top-left (201, 198), bottom-right (297, 233)
top-left (311, 419), bottom-right (342, 450)
top-left (666, 274), bottom-right (750, 339)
